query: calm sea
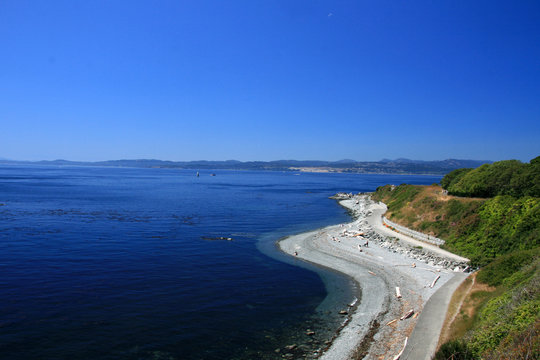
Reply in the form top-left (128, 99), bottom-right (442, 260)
top-left (0, 165), bottom-right (441, 359)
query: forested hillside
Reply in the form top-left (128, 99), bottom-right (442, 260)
top-left (441, 156), bottom-right (540, 198)
top-left (372, 156), bottom-right (539, 359)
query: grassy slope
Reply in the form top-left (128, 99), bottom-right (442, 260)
top-left (372, 184), bottom-right (539, 266)
top-left (372, 184), bottom-right (539, 358)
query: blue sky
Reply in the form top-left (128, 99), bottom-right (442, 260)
top-left (1, 1), bottom-right (539, 162)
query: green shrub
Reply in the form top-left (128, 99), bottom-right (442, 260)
top-left (477, 249), bottom-right (540, 286)
top-left (441, 168), bottom-right (473, 190)
top-left (434, 340), bottom-right (478, 360)
top-left (468, 258), bottom-right (540, 356)
top-left (445, 156), bottom-right (540, 198)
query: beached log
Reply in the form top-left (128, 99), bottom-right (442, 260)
top-left (395, 287), bottom-right (402, 299)
top-left (368, 271), bottom-right (376, 276)
top-left (430, 275), bottom-right (441, 288)
top-left (400, 309), bottom-right (414, 320)
top-left (386, 319), bottom-right (398, 326)
top-left (393, 337), bottom-right (408, 360)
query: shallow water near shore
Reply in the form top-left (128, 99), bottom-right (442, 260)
top-left (0, 165), bottom-right (441, 359)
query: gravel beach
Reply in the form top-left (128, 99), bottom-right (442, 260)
top-left (279, 195), bottom-right (470, 359)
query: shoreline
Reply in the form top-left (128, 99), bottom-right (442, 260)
top-left (278, 195), bottom-right (470, 359)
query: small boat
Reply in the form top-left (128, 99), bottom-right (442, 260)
top-left (196, 172), bottom-right (199, 177)
top-left (210, 173), bottom-right (216, 176)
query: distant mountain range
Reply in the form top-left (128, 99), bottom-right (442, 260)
top-left (0, 158), bottom-right (492, 175)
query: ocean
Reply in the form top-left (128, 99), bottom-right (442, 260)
top-left (0, 165), bottom-right (441, 359)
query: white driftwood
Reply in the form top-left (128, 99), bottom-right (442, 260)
top-left (395, 287), bottom-right (402, 299)
top-left (400, 309), bottom-right (414, 320)
top-left (430, 275), bottom-right (441, 288)
top-left (393, 337), bottom-right (408, 360)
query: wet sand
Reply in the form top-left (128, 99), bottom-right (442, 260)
top-left (279, 195), bottom-right (469, 359)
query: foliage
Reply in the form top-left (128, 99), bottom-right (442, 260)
top-left (477, 248), bottom-right (540, 287)
top-left (440, 168), bottom-right (473, 190)
top-left (468, 258), bottom-right (540, 356)
top-left (437, 258), bottom-right (540, 359)
top-left (450, 196), bottom-right (540, 265)
top-left (372, 184), bottom-right (421, 216)
top-left (441, 156), bottom-right (540, 198)
top-left (483, 320), bottom-right (539, 360)
top-left (433, 339), bottom-right (478, 360)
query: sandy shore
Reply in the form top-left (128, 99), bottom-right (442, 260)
top-left (279, 195), bottom-right (470, 360)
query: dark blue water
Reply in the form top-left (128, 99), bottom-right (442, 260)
top-left (0, 166), bottom-right (441, 359)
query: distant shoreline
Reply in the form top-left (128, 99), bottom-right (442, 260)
top-left (0, 158), bottom-right (491, 176)
top-left (279, 195), bottom-right (469, 359)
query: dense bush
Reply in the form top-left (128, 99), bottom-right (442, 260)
top-left (434, 340), bottom-right (478, 360)
top-left (477, 248), bottom-right (540, 286)
top-left (448, 196), bottom-right (540, 265)
top-left (441, 156), bottom-right (540, 198)
top-left (440, 168), bottom-right (473, 190)
top-left (437, 258), bottom-right (539, 359)
top-left (469, 258), bottom-right (539, 356)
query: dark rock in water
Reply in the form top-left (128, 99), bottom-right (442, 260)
top-left (200, 236), bottom-right (234, 241)
top-left (284, 344), bottom-right (297, 351)
top-left (329, 192), bottom-right (353, 200)
top-left (339, 310), bottom-right (348, 315)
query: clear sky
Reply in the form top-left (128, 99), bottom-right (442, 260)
top-left (1, 1), bottom-right (539, 162)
